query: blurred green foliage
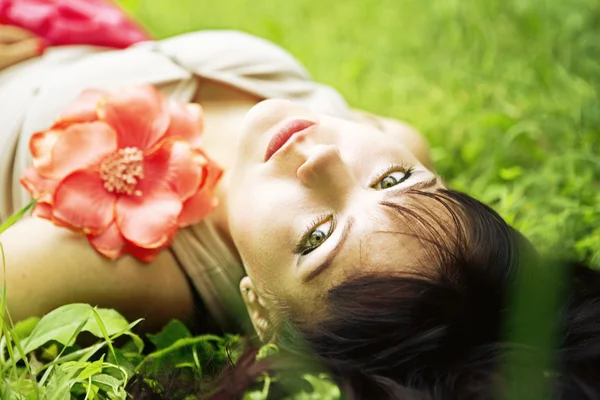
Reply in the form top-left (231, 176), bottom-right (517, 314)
top-left (118, 0), bottom-right (600, 266)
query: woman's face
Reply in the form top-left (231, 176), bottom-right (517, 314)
top-left (227, 99), bottom-right (445, 321)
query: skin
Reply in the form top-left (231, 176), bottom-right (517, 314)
top-left (226, 99), bottom-right (445, 339)
top-left (0, 26), bottom-right (44, 70)
top-left (0, 55), bottom-right (438, 333)
top-left (0, 79), bottom-right (259, 332)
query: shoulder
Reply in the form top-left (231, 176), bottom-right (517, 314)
top-left (0, 216), bottom-right (197, 331)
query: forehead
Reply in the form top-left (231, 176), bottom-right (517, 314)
top-left (339, 210), bottom-right (429, 276)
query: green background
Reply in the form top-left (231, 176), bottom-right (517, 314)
top-left (117, 0), bottom-right (600, 266)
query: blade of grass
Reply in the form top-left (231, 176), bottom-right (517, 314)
top-left (38, 342), bottom-right (106, 387)
top-left (38, 341), bottom-right (108, 387)
top-left (84, 375), bottom-right (93, 400)
top-left (0, 200), bottom-right (37, 235)
top-left (91, 307), bottom-right (119, 368)
top-left (0, 243), bottom-right (5, 342)
top-left (0, 244), bottom-right (18, 380)
top-left (0, 243), bottom-right (40, 398)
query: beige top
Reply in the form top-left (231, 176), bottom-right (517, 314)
top-left (0, 30), bottom-right (365, 331)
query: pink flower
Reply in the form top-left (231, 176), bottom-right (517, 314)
top-left (21, 85), bottom-right (222, 262)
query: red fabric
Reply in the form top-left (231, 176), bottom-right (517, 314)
top-left (0, 0), bottom-right (151, 49)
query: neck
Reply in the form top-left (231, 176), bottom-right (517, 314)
top-left (193, 78), bottom-right (263, 262)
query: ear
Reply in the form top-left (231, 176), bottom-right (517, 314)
top-left (240, 276), bottom-right (275, 342)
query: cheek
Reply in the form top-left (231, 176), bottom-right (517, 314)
top-left (233, 223), bottom-right (276, 286)
top-left (228, 174), bottom-right (307, 238)
top-left (228, 192), bottom-right (290, 278)
top-left (243, 246), bottom-right (289, 293)
top-left (228, 178), bottom-right (276, 230)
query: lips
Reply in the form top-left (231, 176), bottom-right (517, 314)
top-left (264, 119), bottom-right (316, 162)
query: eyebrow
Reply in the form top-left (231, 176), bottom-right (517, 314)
top-left (303, 216), bottom-right (355, 283)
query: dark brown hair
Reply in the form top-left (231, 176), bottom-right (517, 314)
top-left (137, 189), bottom-right (600, 399)
top-left (267, 188), bottom-right (530, 399)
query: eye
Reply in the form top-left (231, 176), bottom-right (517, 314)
top-left (295, 217), bottom-right (334, 255)
top-left (372, 166), bottom-right (414, 190)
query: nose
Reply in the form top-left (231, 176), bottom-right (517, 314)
top-left (296, 144), bottom-right (354, 195)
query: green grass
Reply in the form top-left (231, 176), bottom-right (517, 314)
top-left (1, 0), bottom-right (599, 398)
top-left (119, 0), bottom-right (600, 264)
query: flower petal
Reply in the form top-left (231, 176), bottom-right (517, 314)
top-left (163, 101), bottom-right (204, 148)
top-left (126, 244), bottom-right (168, 263)
top-left (21, 167), bottom-right (58, 203)
top-left (88, 223), bottom-right (127, 260)
top-left (175, 149), bottom-right (222, 226)
top-left (54, 89), bottom-right (107, 126)
top-left (194, 149), bottom-right (224, 191)
top-left (51, 213), bottom-right (79, 231)
top-left (33, 202), bottom-right (53, 220)
top-left (29, 129), bottom-right (62, 174)
top-left (143, 140), bottom-right (203, 201)
top-left (178, 189), bottom-right (219, 227)
top-left (115, 186), bottom-right (181, 248)
top-left (53, 170), bottom-right (116, 235)
top-left (98, 85), bottom-right (170, 151)
top-left (46, 122), bottom-right (118, 180)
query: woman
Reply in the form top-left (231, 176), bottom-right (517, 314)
top-left (0, 20), bottom-right (432, 333)
top-left (1, 4), bottom-right (598, 400)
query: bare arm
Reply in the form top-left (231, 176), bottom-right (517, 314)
top-left (0, 217), bottom-right (197, 332)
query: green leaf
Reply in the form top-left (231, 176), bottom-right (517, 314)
top-left (107, 318), bottom-right (144, 354)
top-left (125, 331), bottom-right (145, 354)
top-left (256, 344), bottom-right (279, 360)
top-left (22, 304), bottom-right (93, 354)
top-left (83, 381), bottom-right (100, 400)
top-left (45, 365), bottom-right (73, 400)
top-left (147, 319), bottom-right (191, 350)
top-left (12, 317), bottom-right (40, 340)
top-left (90, 308), bottom-right (122, 377)
top-left (242, 374), bottom-right (271, 400)
top-left (301, 374), bottom-right (341, 399)
top-left (21, 305), bottom-right (135, 356)
top-left (140, 334), bottom-right (226, 377)
top-left (243, 389), bottom-right (270, 400)
top-left (86, 308), bottom-right (132, 338)
top-left (284, 374), bottom-right (341, 400)
top-left (40, 342), bottom-right (60, 361)
top-left (92, 374), bottom-right (123, 391)
top-left (107, 347), bottom-right (141, 380)
top-left (143, 334), bottom-right (224, 361)
top-left (77, 358), bottom-right (105, 382)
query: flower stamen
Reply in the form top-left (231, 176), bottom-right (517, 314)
top-left (99, 147), bottom-right (144, 195)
